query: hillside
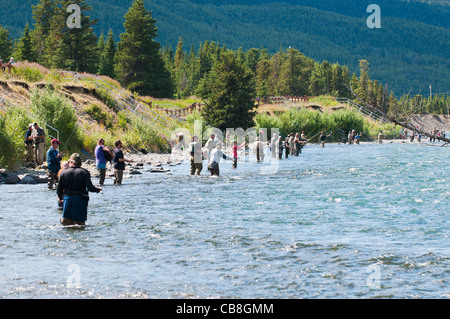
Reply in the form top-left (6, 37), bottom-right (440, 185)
top-left (0, 0), bottom-right (448, 97)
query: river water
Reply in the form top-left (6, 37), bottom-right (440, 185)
top-left (0, 142), bottom-right (448, 298)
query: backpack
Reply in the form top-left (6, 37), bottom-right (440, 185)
top-left (103, 148), bottom-right (113, 162)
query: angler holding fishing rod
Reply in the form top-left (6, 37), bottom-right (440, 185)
top-left (46, 138), bottom-right (63, 190)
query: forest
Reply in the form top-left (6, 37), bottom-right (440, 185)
top-left (1, 0), bottom-right (448, 169)
top-left (0, 0), bottom-right (448, 96)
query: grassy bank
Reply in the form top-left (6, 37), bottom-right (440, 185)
top-left (1, 63), bottom-right (400, 170)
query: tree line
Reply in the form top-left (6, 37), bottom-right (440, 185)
top-left (1, 0), bottom-right (448, 121)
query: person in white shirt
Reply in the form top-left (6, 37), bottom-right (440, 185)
top-left (188, 135), bottom-right (204, 175)
top-left (204, 133), bottom-right (217, 161)
top-left (207, 143), bottom-right (232, 177)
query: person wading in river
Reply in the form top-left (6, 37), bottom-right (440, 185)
top-left (208, 143), bottom-right (232, 177)
top-left (95, 138), bottom-right (113, 185)
top-left (319, 132), bottom-right (332, 148)
top-left (57, 153), bottom-right (102, 226)
top-left (113, 140), bottom-right (133, 185)
top-left (46, 138), bottom-right (63, 190)
top-left (231, 139), bottom-right (246, 169)
top-left (188, 135), bottom-right (204, 175)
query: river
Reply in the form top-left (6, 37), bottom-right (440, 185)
top-left (0, 142), bottom-right (448, 298)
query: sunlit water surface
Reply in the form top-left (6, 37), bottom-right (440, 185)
top-left (0, 142), bottom-right (448, 298)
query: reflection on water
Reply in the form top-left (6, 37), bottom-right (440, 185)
top-left (0, 143), bottom-right (449, 298)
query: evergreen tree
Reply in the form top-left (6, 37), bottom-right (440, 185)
top-left (45, 0), bottom-right (98, 73)
top-left (98, 30), bottom-right (116, 78)
top-left (268, 52), bottom-right (283, 96)
top-left (115, 0), bottom-right (173, 97)
top-left (0, 25), bottom-right (13, 61)
top-left (13, 24), bottom-right (36, 62)
top-left (31, 0), bottom-right (57, 64)
top-left (255, 58), bottom-right (271, 98)
top-left (278, 49), bottom-right (310, 96)
top-left (308, 62), bottom-right (324, 96)
top-left (355, 59), bottom-right (370, 103)
top-left (174, 36), bottom-right (188, 97)
top-left (199, 50), bottom-right (256, 131)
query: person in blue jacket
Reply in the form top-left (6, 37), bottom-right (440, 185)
top-left (46, 138), bottom-right (63, 189)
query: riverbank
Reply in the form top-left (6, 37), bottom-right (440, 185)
top-left (0, 150), bottom-right (187, 185)
top-left (2, 137), bottom-right (446, 185)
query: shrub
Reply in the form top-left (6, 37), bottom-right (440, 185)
top-left (84, 103), bottom-right (114, 129)
top-left (0, 107), bottom-right (33, 168)
top-left (30, 86), bottom-right (82, 154)
top-left (11, 62), bottom-right (47, 82)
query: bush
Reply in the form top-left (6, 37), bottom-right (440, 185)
top-left (255, 108), bottom-right (367, 141)
top-left (30, 86), bottom-right (82, 154)
top-left (122, 115), bottom-right (170, 152)
top-left (0, 107), bottom-right (33, 168)
top-left (11, 62), bottom-right (47, 82)
top-left (84, 103), bottom-right (114, 129)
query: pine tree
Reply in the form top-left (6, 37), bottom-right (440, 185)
top-left (199, 50), bottom-right (256, 131)
top-left (13, 24), bottom-right (36, 62)
top-left (45, 0), bottom-right (98, 73)
top-left (308, 62), bottom-right (324, 96)
top-left (355, 59), bottom-right (370, 103)
top-left (174, 36), bottom-right (188, 97)
top-left (98, 30), bottom-right (116, 78)
top-left (115, 0), bottom-right (173, 97)
top-left (255, 58), bottom-right (271, 98)
top-left (279, 49), bottom-right (309, 96)
top-left (0, 25), bottom-right (13, 62)
top-left (31, 0), bottom-right (57, 64)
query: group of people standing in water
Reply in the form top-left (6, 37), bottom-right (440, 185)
top-left (187, 131), bottom-right (310, 178)
top-left (50, 138), bottom-right (134, 227)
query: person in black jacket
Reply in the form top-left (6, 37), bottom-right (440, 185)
top-left (57, 153), bottom-right (102, 226)
top-left (113, 140), bottom-right (133, 185)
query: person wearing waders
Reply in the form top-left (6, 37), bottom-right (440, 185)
top-left (57, 153), bottom-right (102, 226)
top-left (252, 137), bottom-right (265, 162)
top-left (231, 140), bottom-right (246, 169)
top-left (188, 135), bottom-right (204, 175)
top-left (207, 143), bottom-right (232, 177)
top-left (284, 136), bottom-right (291, 159)
top-left (275, 136), bottom-right (284, 159)
top-left (319, 132), bottom-right (331, 148)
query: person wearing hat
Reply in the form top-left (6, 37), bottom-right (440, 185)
top-left (57, 153), bottom-right (102, 226)
top-left (188, 135), bottom-right (204, 175)
top-left (207, 143), bottom-right (232, 177)
top-left (46, 138), bottom-right (63, 189)
top-left (204, 133), bottom-right (217, 161)
top-left (31, 122), bottom-right (46, 165)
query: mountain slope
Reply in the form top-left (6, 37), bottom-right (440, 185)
top-left (0, 0), bottom-right (448, 96)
